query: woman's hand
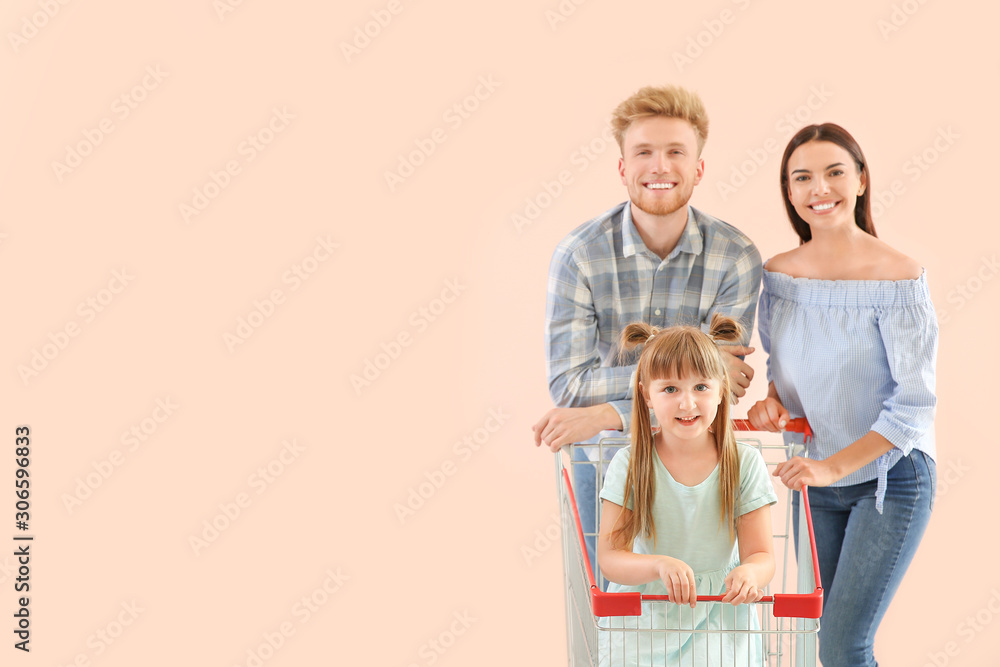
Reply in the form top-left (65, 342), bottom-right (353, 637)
top-left (773, 456), bottom-right (839, 490)
top-left (721, 565), bottom-right (764, 605)
top-left (747, 397), bottom-right (790, 432)
top-left (655, 557), bottom-right (698, 608)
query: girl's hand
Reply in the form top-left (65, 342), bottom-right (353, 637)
top-left (721, 565), bottom-right (764, 605)
top-left (656, 557), bottom-right (698, 608)
top-left (747, 397), bottom-right (790, 432)
top-left (773, 456), bottom-right (838, 490)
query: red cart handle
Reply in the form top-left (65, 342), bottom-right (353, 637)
top-left (732, 417), bottom-right (812, 440)
top-left (575, 417), bottom-right (823, 619)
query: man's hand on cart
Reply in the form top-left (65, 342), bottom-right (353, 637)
top-left (655, 556), bottom-right (698, 609)
top-left (721, 565), bottom-right (765, 605)
top-left (532, 404), bottom-right (623, 452)
top-left (718, 345), bottom-right (755, 399)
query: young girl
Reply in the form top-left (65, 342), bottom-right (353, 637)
top-left (597, 315), bottom-right (777, 666)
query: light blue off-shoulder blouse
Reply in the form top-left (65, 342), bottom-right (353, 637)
top-left (759, 267), bottom-right (938, 512)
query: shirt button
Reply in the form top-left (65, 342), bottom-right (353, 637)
top-left (655, 309), bottom-right (661, 316)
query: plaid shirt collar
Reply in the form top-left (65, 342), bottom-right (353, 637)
top-left (621, 203), bottom-right (705, 262)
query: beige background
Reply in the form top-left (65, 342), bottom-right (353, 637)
top-left (1, 1), bottom-right (995, 665)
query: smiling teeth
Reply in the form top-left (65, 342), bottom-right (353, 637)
top-left (812, 202), bottom-right (836, 210)
top-left (646, 183), bottom-right (675, 189)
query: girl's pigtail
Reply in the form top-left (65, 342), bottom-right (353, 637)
top-left (708, 313), bottom-right (742, 344)
top-left (611, 323), bottom-right (659, 550)
top-left (617, 322), bottom-right (659, 360)
top-left (708, 313), bottom-right (743, 541)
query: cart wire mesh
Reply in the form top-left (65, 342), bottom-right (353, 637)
top-left (557, 419), bottom-right (822, 666)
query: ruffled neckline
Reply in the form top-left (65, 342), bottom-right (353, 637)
top-left (763, 267), bottom-right (930, 307)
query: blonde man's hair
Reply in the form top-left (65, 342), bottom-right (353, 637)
top-left (611, 85), bottom-right (709, 156)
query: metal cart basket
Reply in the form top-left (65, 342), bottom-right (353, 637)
top-left (557, 419), bottom-right (823, 666)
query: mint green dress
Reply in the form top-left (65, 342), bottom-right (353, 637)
top-left (598, 443), bottom-right (778, 666)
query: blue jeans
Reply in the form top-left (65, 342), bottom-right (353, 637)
top-left (793, 450), bottom-right (936, 667)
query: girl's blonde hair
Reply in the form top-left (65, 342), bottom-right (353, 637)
top-left (611, 314), bottom-right (742, 550)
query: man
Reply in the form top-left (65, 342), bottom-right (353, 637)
top-left (533, 85), bottom-right (762, 577)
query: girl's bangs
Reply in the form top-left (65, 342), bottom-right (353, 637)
top-left (643, 331), bottom-right (722, 382)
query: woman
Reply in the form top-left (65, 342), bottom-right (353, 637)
top-left (748, 123), bottom-right (937, 667)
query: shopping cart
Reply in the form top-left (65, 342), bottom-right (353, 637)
top-left (557, 419), bottom-right (823, 666)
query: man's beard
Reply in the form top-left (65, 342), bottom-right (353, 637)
top-left (629, 182), bottom-right (692, 217)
